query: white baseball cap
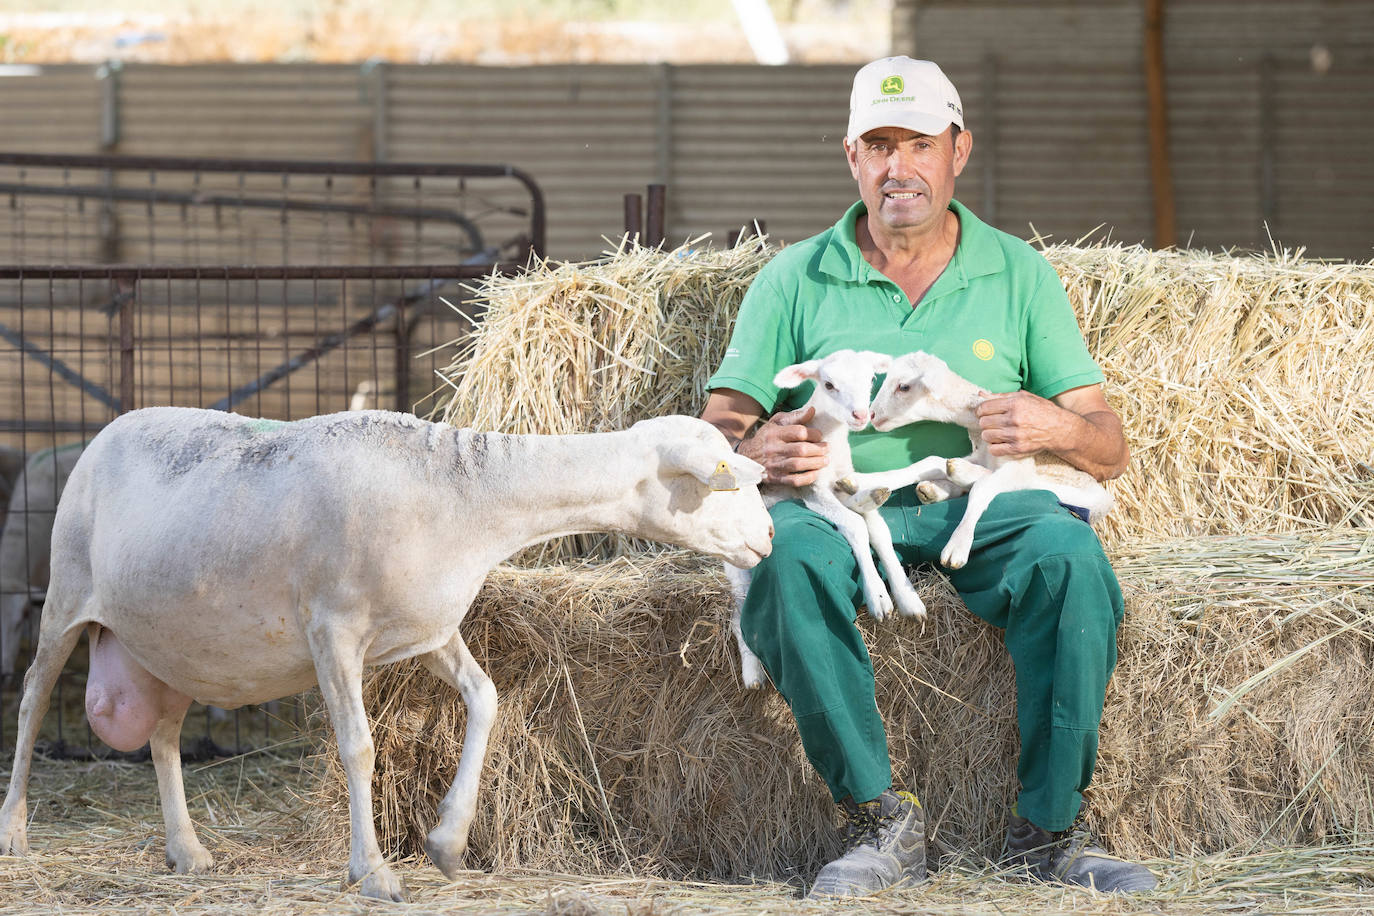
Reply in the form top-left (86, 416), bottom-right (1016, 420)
top-left (846, 57), bottom-right (964, 142)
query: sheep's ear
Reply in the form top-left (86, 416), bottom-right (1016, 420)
top-left (660, 441), bottom-right (763, 490)
top-left (774, 359), bottom-right (822, 389)
top-left (722, 453), bottom-right (764, 488)
top-left (706, 454), bottom-right (765, 490)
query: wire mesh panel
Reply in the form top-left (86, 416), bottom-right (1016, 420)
top-left (0, 152), bottom-right (545, 760)
top-left (0, 152), bottom-right (543, 268)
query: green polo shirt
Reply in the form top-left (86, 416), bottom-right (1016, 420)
top-left (707, 198), bottom-right (1103, 473)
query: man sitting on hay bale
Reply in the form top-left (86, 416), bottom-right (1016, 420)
top-left (701, 56), bottom-right (1157, 897)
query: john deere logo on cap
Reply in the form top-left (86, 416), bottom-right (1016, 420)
top-left (880, 75), bottom-right (904, 95)
top-left (972, 339), bottom-right (995, 361)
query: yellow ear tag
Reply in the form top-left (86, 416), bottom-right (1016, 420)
top-left (708, 460), bottom-right (739, 491)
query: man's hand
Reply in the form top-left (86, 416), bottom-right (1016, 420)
top-left (740, 405), bottom-right (829, 487)
top-left (977, 384), bottom-right (1129, 481)
top-left (976, 391), bottom-right (1066, 457)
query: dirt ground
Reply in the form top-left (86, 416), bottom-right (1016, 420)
top-left (2, 748), bottom-right (1373, 915)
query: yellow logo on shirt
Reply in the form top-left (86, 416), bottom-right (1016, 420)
top-left (972, 339), bottom-right (995, 361)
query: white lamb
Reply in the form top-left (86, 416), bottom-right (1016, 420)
top-left (0, 408), bottom-right (773, 900)
top-left (842, 351), bottom-right (1113, 570)
top-left (727, 349), bottom-right (926, 689)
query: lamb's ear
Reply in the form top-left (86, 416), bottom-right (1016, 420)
top-left (858, 351), bottom-right (892, 373)
top-left (773, 359), bottom-right (822, 390)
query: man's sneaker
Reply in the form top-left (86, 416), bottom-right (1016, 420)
top-left (1005, 811), bottom-right (1158, 893)
top-left (807, 789), bottom-right (926, 898)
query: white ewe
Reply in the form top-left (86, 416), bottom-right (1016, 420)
top-left (0, 408), bottom-right (772, 900)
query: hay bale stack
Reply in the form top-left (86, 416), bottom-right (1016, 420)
top-left (310, 239), bottom-right (1374, 877)
top-left (1051, 245), bottom-right (1374, 544)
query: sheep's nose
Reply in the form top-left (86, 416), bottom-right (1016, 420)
top-left (852, 409), bottom-right (871, 424)
top-left (768, 524), bottom-right (775, 539)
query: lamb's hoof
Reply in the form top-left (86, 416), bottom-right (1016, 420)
top-left (166, 840), bottom-right (214, 874)
top-left (865, 596), bottom-right (894, 622)
top-left (895, 593), bottom-right (927, 620)
top-left (836, 476), bottom-right (858, 495)
top-left (349, 864), bottom-right (407, 901)
top-left (870, 486), bottom-right (891, 508)
top-left (424, 830), bottom-right (468, 881)
top-left (940, 549), bottom-right (969, 570)
top-left (916, 482), bottom-right (941, 504)
top-left (740, 662), bottom-right (766, 690)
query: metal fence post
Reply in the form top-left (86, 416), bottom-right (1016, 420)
top-left (118, 274), bottom-right (135, 413)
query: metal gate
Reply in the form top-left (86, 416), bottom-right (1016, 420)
top-left (0, 151), bottom-right (546, 758)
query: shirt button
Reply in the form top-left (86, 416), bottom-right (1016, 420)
top-left (892, 294), bottom-right (901, 302)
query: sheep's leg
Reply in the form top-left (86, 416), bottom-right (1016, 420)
top-left (0, 615), bottom-right (84, 856)
top-left (940, 463), bottom-right (1029, 570)
top-left (307, 629), bottom-right (403, 901)
top-left (419, 631), bottom-right (497, 880)
top-left (808, 491), bottom-right (893, 622)
top-left (862, 510), bottom-right (926, 620)
top-left (724, 563), bottom-right (767, 689)
top-left (150, 704), bottom-right (213, 874)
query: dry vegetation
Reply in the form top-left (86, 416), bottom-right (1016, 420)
top-left (5, 236), bottom-right (1374, 912)
top-left (4, 746), bottom-right (1374, 913)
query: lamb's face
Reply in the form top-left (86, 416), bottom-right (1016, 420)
top-left (813, 360), bottom-right (879, 431)
top-left (870, 351), bottom-right (949, 430)
top-left (774, 349), bottom-right (893, 432)
top-left (635, 417), bottom-right (773, 568)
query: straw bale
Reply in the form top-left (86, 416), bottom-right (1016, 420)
top-left (1047, 244), bottom-right (1374, 544)
top-left (304, 240), bottom-right (1374, 879)
top-left (307, 535), bottom-right (1374, 878)
top-left (436, 239), bottom-right (1374, 557)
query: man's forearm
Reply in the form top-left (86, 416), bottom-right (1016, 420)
top-left (1048, 408), bottom-right (1129, 481)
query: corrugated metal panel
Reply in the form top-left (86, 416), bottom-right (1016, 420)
top-left (4, 50), bottom-right (1372, 261)
top-left (668, 65), bottom-right (857, 248)
top-left (893, 0), bottom-right (1374, 258)
top-left (0, 65), bottom-right (102, 153)
top-left (115, 65), bottom-right (372, 161)
top-left (901, 1), bottom-right (1142, 67)
top-left (1272, 63), bottom-right (1374, 259)
top-left (988, 65), bottom-right (1153, 246)
top-left (1166, 1), bottom-right (1374, 68)
top-left (386, 65), bottom-right (663, 260)
top-left (1168, 67), bottom-right (1264, 252)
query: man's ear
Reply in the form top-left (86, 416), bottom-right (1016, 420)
top-left (953, 127), bottom-right (973, 177)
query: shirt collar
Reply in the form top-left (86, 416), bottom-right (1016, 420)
top-left (818, 198), bottom-right (1007, 286)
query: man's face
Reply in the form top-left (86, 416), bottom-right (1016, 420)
top-left (844, 125), bottom-right (972, 237)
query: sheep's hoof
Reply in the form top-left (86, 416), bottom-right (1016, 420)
top-left (166, 839), bottom-right (213, 874)
top-left (350, 864), bottom-right (407, 902)
top-left (424, 830), bottom-right (469, 881)
top-left (835, 476), bottom-right (858, 495)
top-left (871, 486), bottom-right (891, 508)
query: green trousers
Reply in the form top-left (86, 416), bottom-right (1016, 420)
top-left (739, 487), bottom-right (1124, 832)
